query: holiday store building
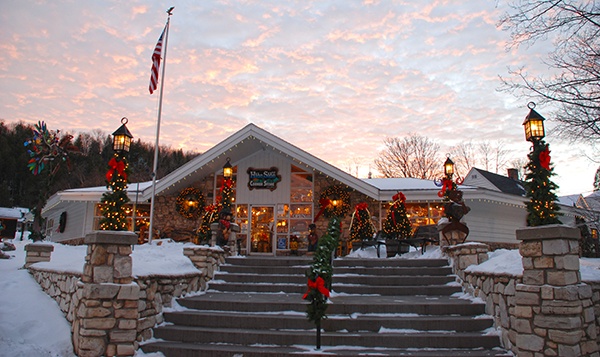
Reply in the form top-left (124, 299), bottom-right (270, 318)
top-left (42, 124), bottom-right (580, 254)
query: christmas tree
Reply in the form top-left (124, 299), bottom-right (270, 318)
top-left (381, 192), bottom-right (412, 239)
top-left (349, 202), bottom-right (375, 243)
top-left (99, 154), bottom-right (130, 231)
top-left (524, 139), bottom-right (562, 226)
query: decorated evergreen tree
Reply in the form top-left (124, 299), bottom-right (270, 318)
top-left (524, 139), bottom-right (562, 226)
top-left (381, 192), bottom-right (412, 239)
top-left (219, 178), bottom-right (234, 212)
top-left (349, 202), bottom-right (375, 243)
top-left (304, 215), bottom-right (341, 349)
top-left (196, 204), bottom-right (219, 244)
top-left (99, 153), bottom-right (130, 231)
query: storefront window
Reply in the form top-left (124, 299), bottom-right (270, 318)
top-left (380, 202), bottom-right (443, 234)
top-left (93, 204), bottom-right (150, 233)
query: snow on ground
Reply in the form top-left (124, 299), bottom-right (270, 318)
top-left (1, 235), bottom-right (600, 356)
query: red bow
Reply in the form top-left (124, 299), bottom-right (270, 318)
top-left (437, 178), bottom-right (453, 198)
top-left (539, 147), bottom-right (551, 170)
top-left (313, 198), bottom-right (331, 222)
top-left (354, 203), bottom-right (368, 222)
top-left (106, 157), bottom-right (127, 182)
top-left (303, 276), bottom-right (330, 299)
top-left (220, 219), bottom-right (231, 229)
top-left (392, 192), bottom-right (406, 203)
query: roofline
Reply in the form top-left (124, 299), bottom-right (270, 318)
top-left (142, 124), bottom-right (380, 200)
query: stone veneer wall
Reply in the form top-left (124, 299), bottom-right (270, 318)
top-left (447, 233), bottom-right (600, 357)
top-left (151, 177), bottom-right (215, 242)
top-left (27, 243), bottom-right (226, 355)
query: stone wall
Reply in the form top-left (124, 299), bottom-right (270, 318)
top-left (152, 177), bottom-right (214, 242)
top-left (29, 267), bottom-right (204, 345)
top-left (447, 227), bottom-right (600, 357)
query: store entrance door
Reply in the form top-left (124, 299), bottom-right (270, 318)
top-left (249, 205), bottom-right (274, 255)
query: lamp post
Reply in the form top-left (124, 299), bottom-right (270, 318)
top-left (220, 157), bottom-right (234, 211)
top-left (99, 118), bottom-right (133, 232)
top-left (522, 102), bottom-right (561, 226)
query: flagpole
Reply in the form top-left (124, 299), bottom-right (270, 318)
top-left (148, 7), bottom-right (173, 244)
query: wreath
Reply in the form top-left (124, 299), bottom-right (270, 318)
top-left (315, 185), bottom-right (351, 220)
top-left (59, 211), bottom-right (67, 233)
top-left (176, 187), bottom-right (204, 220)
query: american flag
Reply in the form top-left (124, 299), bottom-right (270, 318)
top-left (149, 25), bottom-right (166, 94)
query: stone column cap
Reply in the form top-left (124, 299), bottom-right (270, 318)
top-left (24, 243), bottom-right (55, 252)
top-left (84, 230), bottom-right (138, 245)
top-left (516, 224), bottom-right (580, 241)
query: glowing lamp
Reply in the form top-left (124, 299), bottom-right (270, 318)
top-left (523, 102), bottom-right (546, 142)
top-left (112, 117), bottom-right (133, 154)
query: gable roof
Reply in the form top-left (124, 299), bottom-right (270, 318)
top-left (464, 167), bottom-right (526, 196)
top-left (141, 123), bottom-right (380, 200)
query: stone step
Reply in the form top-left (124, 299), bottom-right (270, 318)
top-left (214, 272), bottom-right (455, 286)
top-left (142, 256), bottom-right (509, 356)
top-left (151, 325), bottom-right (501, 350)
top-left (333, 266), bottom-right (454, 276)
top-left (163, 310), bottom-right (495, 332)
top-left (177, 292), bottom-right (487, 316)
top-left (142, 341), bottom-right (513, 357)
top-left (225, 256), bottom-right (311, 266)
top-left (333, 258), bottom-right (450, 267)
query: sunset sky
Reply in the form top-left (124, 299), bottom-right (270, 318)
top-left (1, 1), bottom-right (596, 196)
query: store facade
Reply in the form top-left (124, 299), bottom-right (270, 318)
top-left (42, 124), bottom-right (580, 252)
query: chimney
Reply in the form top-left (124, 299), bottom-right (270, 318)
top-left (507, 168), bottom-right (519, 180)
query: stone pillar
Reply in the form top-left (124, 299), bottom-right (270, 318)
top-left (72, 231), bottom-right (139, 357)
top-left (24, 243), bottom-right (54, 267)
top-left (514, 225), bottom-right (599, 357)
top-left (444, 242), bottom-right (489, 281)
top-left (438, 221), bottom-right (468, 248)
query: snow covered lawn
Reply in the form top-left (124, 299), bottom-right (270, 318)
top-left (1, 237), bottom-right (599, 356)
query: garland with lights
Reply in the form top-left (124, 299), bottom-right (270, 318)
top-left (304, 215), bottom-right (341, 349)
top-left (524, 140), bottom-right (562, 226)
top-left (381, 192), bottom-right (412, 240)
top-left (99, 154), bottom-right (130, 231)
top-left (315, 185), bottom-right (350, 220)
top-left (176, 187), bottom-right (204, 220)
top-left (349, 202), bottom-right (375, 242)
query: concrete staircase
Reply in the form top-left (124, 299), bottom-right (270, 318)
top-left (141, 256), bottom-right (511, 356)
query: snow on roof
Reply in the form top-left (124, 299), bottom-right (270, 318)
top-left (558, 194), bottom-right (581, 207)
top-left (61, 180), bottom-right (155, 194)
top-left (362, 177), bottom-right (472, 191)
top-left (0, 207), bottom-right (26, 220)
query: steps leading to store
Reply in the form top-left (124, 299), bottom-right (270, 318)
top-left (141, 256), bottom-right (510, 356)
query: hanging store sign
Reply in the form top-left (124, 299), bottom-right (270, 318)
top-left (247, 167), bottom-right (281, 191)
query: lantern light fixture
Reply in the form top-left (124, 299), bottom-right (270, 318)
top-left (444, 156), bottom-right (455, 177)
top-left (223, 157), bottom-right (233, 178)
top-left (112, 117), bottom-right (133, 154)
top-left (523, 102), bottom-right (546, 142)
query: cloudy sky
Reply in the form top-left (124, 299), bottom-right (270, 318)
top-left (0, 0), bottom-right (596, 196)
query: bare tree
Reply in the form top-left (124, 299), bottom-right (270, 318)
top-left (499, 0), bottom-right (600, 143)
top-left (374, 134), bottom-right (441, 179)
top-left (450, 140), bottom-right (477, 178)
